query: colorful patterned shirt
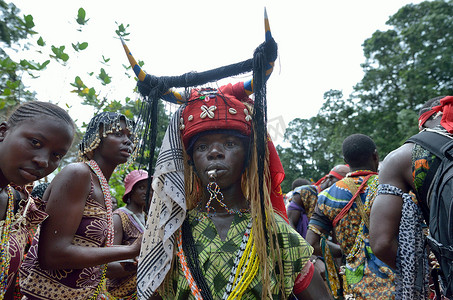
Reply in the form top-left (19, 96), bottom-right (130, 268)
top-left (294, 185), bottom-right (318, 219)
top-left (310, 174), bottom-right (396, 299)
top-left (162, 210), bottom-right (313, 299)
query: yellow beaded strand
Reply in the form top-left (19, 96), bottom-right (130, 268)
top-left (0, 186), bottom-right (15, 298)
top-left (227, 229), bottom-right (259, 300)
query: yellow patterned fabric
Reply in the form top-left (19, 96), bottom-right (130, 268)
top-left (161, 211), bottom-right (313, 299)
top-left (310, 175), bottom-right (396, 299)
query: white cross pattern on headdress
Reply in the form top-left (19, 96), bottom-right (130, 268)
top-left (200, 105), bottom-right (217, 119)
top-left (244, 108), bottom-right (252, 121)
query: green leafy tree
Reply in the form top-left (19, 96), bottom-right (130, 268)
top-left (354, 0), bottom-right (453, 153)
top-left (279, 0), bottom-right (453, 188)
top-left (1, 3), bottom-right (170, 201)
top-left (0, 0), bottom-right (47, 117)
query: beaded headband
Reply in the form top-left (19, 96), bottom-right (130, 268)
top-left (78, 112), bottom-right (136, 162)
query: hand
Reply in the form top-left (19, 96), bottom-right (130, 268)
top-left (130, 235), bottom-right (143, 257)
top-left (121, 261), bottom-right (138, 272)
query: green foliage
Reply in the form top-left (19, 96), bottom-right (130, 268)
top-left (76, 8), bottom-right (89, 25)
top-left (1, 2), bottom-right (170, 197)
top-left (279, 0), bottom-right (453, 192)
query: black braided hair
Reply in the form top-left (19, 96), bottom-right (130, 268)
top-left (7, 101), bottom-right (74, 130)
top-left (181, 218), bottom-right (214, 300)
top-left (135, 37), bottom-right (278, 213)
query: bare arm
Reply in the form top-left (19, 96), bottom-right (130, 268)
top-left (287, 209), bottom-right (300, 231)
top-left (295, 262), bottom-right (333, 300)
top-left (369, 143), bottom-right (415, 269)
top-left (306, 227), bottom-right (342, 258)
top-left (38, 163), bottom-right (140, 270)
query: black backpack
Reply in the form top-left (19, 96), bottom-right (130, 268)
top-left (406, 130), bottom-right (453, 297)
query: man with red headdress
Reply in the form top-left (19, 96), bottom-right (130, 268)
top-left (370, 95), bottom-right (453, 299)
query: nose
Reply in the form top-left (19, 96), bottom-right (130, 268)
top-left (207, 143), bottom-right (225, 160)
top-left (33, 151), bottom-right (49, 169)
top-left (124, 135), bottom-right (134, 148)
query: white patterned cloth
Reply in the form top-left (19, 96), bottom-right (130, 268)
top-left (137, 108), bottom-right (187, 299)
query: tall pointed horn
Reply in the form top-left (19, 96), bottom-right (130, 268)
top-left (242, 8), bottom-right (276, 96)
top-left (264, 7), bottom-right (275, 78)
top-left (121, 37), bottom-right (147, 82)
top-left (120, 37), bottom-right (186, 104)
top-left (264, 7), bottom-right (272, 42)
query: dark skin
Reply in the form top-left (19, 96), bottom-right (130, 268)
top-left (38, 121), bottom-right (141, 270)
top-left (369, 117), bottom-right (441, 269)
top-left (0, 118), bottom-right (73, 219)
top-left (191, 133), bottom-right (248, 240)
top-left (190, 132), bottom-right (332, 300)
top-left (288, 192), bottom-right (304, 231)
top-left (107, 179), bottom-right (150, 279)
top-left (0, 118), bottom-right (73, 296)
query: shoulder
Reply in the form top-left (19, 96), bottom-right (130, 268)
top-left (55, 162), bottom-right (90, 177)
top-left (51, 162), bottom-right (91, 191)
top-left (383, 143), bottom-right (413, 164)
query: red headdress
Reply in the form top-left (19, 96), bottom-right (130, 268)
top-left (418, 96), bottom-right (453, 132)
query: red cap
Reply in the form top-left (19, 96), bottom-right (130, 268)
top-left (180, 82), bottom-right (253, 149)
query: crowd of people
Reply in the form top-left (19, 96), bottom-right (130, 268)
top-left (0, 10), bottom-right (452, 300)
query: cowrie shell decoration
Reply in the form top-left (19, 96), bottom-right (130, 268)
top-left (244, 108), bottom-right (252, 121)
top-left (200, 105), bottom-right (217, 119)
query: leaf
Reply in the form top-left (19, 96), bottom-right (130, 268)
top-left (37, 36), bottom-right (45, 46)
top-left (23, 15), bottom-right (35, 29)
top-left (76, 8), bottom-right (88, 25)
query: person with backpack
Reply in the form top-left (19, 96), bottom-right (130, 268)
top-left (306, 134), bottom-right (396, 299)
top-left (370, 95), bottom-right (453, 299)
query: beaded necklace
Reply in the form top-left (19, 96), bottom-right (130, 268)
top-left (0, 186), bottom-right (14, 298)
top-left (86, 160), bottom-right (114, 247)
top-left (86, 160), bottom-right (114, 300)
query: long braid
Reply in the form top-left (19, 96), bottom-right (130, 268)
top-left (181, 219), bottom-right (214, 300)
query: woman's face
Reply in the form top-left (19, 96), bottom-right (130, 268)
top-left (95, 120), bottom-right (134, 165)
top-left (191, 133), bottom-right (246, 189)
top-left (0, 118), bottom-right (74, 187)
top-left (129, 179), bottom-right (150, 207)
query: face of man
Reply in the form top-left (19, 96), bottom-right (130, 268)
top-left (191, 133), bottom-right (246, 190)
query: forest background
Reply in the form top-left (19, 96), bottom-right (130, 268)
top-left (1, 0), bottom-right (453, 201)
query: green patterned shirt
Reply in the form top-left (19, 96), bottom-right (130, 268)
top-left (163, 210), bottom-right (313, 299)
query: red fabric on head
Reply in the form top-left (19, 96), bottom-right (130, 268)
top-left (431, 96), bottom-right (453, 133)
top-left (181, 82), bottom-right (253, 149)
top-left (418, 109), bottom-right (437, 130)
top-left (329, 170), bottom-right (344, 181)
top-left (267, 137), bottom-right (288, 223)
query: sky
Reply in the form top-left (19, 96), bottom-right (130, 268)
top-left (9, 0), bottom-right (423, 145)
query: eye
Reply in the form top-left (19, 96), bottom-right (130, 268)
top-left (30, 138), bottom-right (42, 148)
top-left (225, 140), bottom-right (236, 148)
top-left (114, 131), bottom-right (123, 137)
top-left (194, 144), bottom-right (208, 152)
top-left (53, 152), bottom-right (64, 160)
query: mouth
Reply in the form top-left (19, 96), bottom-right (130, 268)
top-left (120, 147), bottom-right (132, 157)
top-left (205, 165), bottom-right (227, 178)
top-left (19, 168), bottom-right (43, 182)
